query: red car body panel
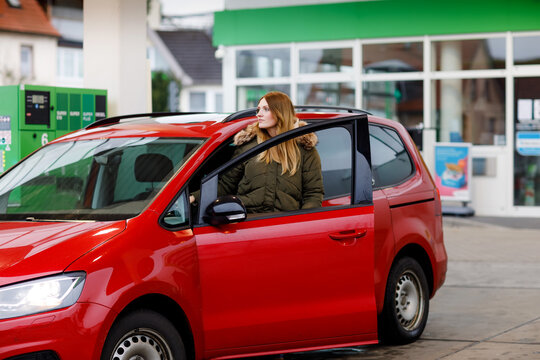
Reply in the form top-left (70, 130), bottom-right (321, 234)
top-left (0, 221), bottom-right (125, 286)
top-left (0, 111), bottom-right (446, 359)
top-left (195, 206), bottom-right (376, 357)
top-left (66, 211), bottom-right (206, 359)
top-left (0, 302), bottom-right (110, 359)
top-left (369, 116), bottom-right (447, 310)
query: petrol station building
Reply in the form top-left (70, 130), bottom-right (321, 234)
top-left (213, 0), bottom-right (540, 217)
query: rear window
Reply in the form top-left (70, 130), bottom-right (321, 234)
top-left (0, 137), bottom-right (204, 221)
top-left (369, 124), bottom-right (414, 188)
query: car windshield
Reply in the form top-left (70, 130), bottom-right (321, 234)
top-left (0, 137), bottom-right (204, 221)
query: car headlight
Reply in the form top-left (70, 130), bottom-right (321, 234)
top-left (0, 272), bottom-right (86, 320)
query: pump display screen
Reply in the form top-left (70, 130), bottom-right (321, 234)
top-left (32, 95), bottom-right (46, 104)
top-left (25, 90), bottom-right (50, 126)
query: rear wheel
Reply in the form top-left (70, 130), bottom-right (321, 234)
top-left (101, 309), bottom-right (186, 360)
top-left (379, 257), bottom-right (429, 344)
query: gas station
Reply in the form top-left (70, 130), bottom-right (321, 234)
top-left (0, 85), bottom-right (107, 173)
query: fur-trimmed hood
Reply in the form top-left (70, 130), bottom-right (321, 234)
top-left (233, 120), bottom-right (318, 150)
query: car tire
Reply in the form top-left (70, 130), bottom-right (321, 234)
top-left (379, 256), bottom-right (429, 344)
top-left (101, 309), bottom-right (186, 360)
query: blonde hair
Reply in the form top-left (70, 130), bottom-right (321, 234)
top-left (256, 91), bottom-right (300, 175)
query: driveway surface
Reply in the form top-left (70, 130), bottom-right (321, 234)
top-left (267, 216), bottom-right (540, 360)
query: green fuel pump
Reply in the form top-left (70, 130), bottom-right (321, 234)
top-left (0, 84), bottom-right (107, 174)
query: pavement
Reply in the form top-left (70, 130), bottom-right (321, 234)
top-left (278, 215), bottom-right (540, 360)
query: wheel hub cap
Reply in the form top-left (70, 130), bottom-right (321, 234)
top-left (395, 271), bottom-right (424, 330)
top-left (112, 328), bottom-right (171, 360)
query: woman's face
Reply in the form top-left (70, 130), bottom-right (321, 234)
top-left (256, 97), bottom-right (278, 136)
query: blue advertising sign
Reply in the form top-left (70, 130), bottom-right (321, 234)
top-left (434, 143), bottom-right (472, 202)
top-left (516, 131), bottom-right (540, 156)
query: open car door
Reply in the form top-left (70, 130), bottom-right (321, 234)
top-left (193, 116), bottom-right (377, 357)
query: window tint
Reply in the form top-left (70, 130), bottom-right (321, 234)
top-left (0, 137), bottom-right (203, 221)
top-left (193, 125), bottom-right (355, 224)
top-left (114, 140), bottom-right (196, 203)
top-left (369, 125), bottom-right (414, 188)
top-left (163, 191), bottom-right (189, 228)
top-left (315, 127), bottom-right (352, 202)
top-left (214, 132), bottom-right (325, 214)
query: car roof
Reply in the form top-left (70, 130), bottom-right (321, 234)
top-left (52, 107), bottom-right (400, 144)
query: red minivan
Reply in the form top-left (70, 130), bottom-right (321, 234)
top-left (0, 107), bottom-right (446, 360)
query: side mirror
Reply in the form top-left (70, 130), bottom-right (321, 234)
top-left (203, 195), bottom-right (247, 226)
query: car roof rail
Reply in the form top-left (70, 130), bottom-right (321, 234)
top-left (85, 111), bottom-right (209, 130)
top-left (295, 105), bottom-right (370, 115)
top-left (222, 108), bottom-right (257, 122)
top-left (222, 105), bottom-right (370, 123)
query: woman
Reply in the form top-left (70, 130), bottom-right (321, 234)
top-left (217, 91), bottom-right (324, 213)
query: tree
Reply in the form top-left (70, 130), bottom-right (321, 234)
top-left (152, 71), bottom-right (181, 112)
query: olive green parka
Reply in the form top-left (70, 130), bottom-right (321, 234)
top-left (218, 121), bottom-right (324, 213)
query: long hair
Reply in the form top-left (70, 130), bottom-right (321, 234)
top-left (256, 91), bottom-right (300, 175)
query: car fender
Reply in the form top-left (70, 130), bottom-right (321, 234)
top-left (67, 213), bottom-right (203, 359)
top-left (390, 215), bottom-right (438, 296)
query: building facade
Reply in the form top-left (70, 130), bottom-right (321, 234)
top-left (0, 0), bottom-right (59, 86)
top-left (213, 0), bottom-right (540, 217)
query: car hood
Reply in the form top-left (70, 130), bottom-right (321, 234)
top-left (0, 220), bottom-right (126, 286)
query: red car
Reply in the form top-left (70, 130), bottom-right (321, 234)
top-left (0, 107), bottom-right (446, 360)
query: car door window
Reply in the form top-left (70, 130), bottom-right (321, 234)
top-left (316, 127), bottom-right (352, 205)
top-left (369, 124), bottom-right (414, 188)
top-left (162, 191), bottom-right (189, 228)
top-left (215, 130), bottom-right (325, 215)
top-left (196, 121), bottom-right (362, 224)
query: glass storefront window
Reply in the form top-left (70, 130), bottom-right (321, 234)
top-left (299, 48), bottom-right (353, 74)
top-left (514, 35), bottom-right (540, 66)
top-left (236, 49), bottom-right (290, 78)
top-left (432, 39), bottom-right (505, 71)
top-left (363, 42), bottom-right (423, 73)
top-left (297, 82), bottom-right (354, 107)
top-left (433, 78), bottom-right (505, 145)
top-left (514, 77), bottom-right (540, 206)
top-left (236, 85), bottom-right (291, 109)
top-left (363, 80), bottom-right (423, 128)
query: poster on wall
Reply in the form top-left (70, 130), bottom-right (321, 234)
top-left (434, 143), bottom-right (472, 202)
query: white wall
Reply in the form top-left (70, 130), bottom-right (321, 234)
top-left (83, 0), bottom-right (149, 116)
top-left (0, 33), bottom-right (57, 86)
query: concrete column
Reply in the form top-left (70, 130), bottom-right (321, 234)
top-left (83, 0), bottom-right (148, 116)
top-left (440, 42), bottom-right (462, 142)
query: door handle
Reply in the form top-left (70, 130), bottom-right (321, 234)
top-left (329, 229), bottom-right (367, 241)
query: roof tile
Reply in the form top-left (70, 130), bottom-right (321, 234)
top-left (157, 30), bottom-right (222, 84)
top-left (0, 0), bottom-right (60, 37)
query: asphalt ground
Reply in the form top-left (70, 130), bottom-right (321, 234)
top-left (258, 215), bottom-right (540, 360)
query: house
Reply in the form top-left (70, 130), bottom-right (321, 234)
top-left (0, 0), bottom-right (60, 86)
top-left (149, 28), bottom-right (223, 112)
top-left (45, 0), bottom-right (84, 87)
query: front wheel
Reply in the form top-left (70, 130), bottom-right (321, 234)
top-left (379, 257), bottom-right (429, 344)
top-left (101, 309), bottom-right (186, 360)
